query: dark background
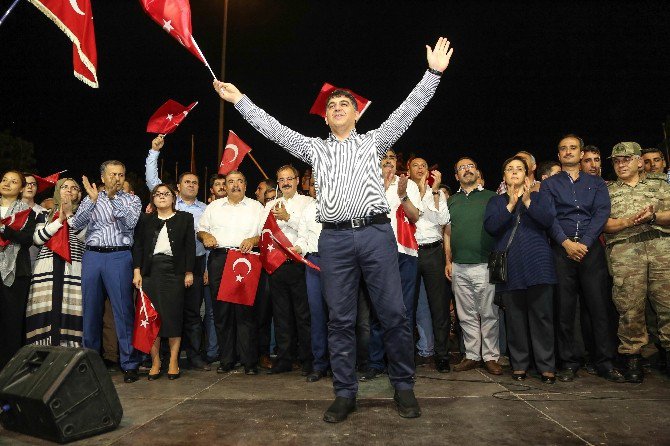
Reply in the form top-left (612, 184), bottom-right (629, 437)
top-left (1, 0), bottom-right (669, 201)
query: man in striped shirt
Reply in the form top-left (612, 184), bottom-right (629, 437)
top-left (213, 37), bottom-right (454, 422)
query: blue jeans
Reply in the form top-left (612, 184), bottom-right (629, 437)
top-left (202, 285), bottom-right (218, 360)
top-left (415, 279), bottom-right (435, 356)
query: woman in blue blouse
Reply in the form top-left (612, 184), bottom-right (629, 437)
top-left (484, 156), bottom-right (557, 383)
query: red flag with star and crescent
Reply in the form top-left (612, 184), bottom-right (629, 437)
top-left (33, 171), bottom-right (66, 194)
top-left (259, 212), bottom-right (320, 274)
top-left (218, 131), bottom-right (252, 175)
top-left (132, 288), bottom-right (161, 354)
top-left (139, 0), bottom-right (207, 64)
top-left (0, 209), bottom-right (33, 248)
top-left (27, 0), bottom-right (98, 87)
top-left (146, 100), bottom-right (198, 134)
top-left (396, 205), bottom-right (418, 250)
top-left (309, 82), bottom-right (371, 118)
top-left (217, 250), bottom-right (262, 306)
top-left (44, 212), bottom-right (71, 263)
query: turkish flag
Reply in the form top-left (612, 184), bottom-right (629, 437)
top-left (259, 212), bottom-right (320, 274)
top-left (33, 171), bottom-right (65, 194)
top-left (44, 212), bottom-right (71, 263)
top-left (27, 0), bottom-right (98, 87)
top-left (0, 209), bottom-right (33, 248)
top-left (132, 288), bottom-right (161, 354)
top-left (146, 100), bottom-right (198, 134)
top-left (217, 250), bottom-right (262, 306)
top-left (396, 205), bottom-right (418, 250)
top-left (139, 0), bottom-right (207, 65)
top-left (218, 131), bottom-right (252, 175)
top-left (309, 82), bottom-right (371, 118)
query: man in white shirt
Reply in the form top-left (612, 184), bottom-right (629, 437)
top-left (197, 170), bottom-right (264, 375)
top-left (407, 157), bottom-right (452, 373)
top-left (261, 165), bottom-right (315, 375)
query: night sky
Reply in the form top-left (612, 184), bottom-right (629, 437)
top-left (2, 0), bottom-right (669, 200)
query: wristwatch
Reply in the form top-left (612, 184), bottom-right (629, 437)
top-left (400, 195), bottom-right (409, 202)
top-left (432, 191), bottom-right (440, 196)
top-left (428, 68), bottom-right (443, 76)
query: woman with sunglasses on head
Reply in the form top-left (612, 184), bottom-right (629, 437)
top-left (484, 156), bottom-right (558, 384)
top-left (0, 170), bottom-right (37, 369)
top-left (26, 178), bottom-right (86, 347)
top-left (132, 184), bottom-right (195, 380)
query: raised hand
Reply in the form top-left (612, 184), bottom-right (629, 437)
top-left (152, 134), bottom-right (165, 151)
top-left (430, 170), bottom-right (442, 192)
top-left (506, 184), bottom-right (519, 212)
top-left (60, 197), bottom-right (73, 221)
top-left (426, 37), bottom-right (454, 73)
top-left (521, 177), bottom-right (532, 208)
top-left (383, 168), bottom-right (394, 191)
top-left (82, 175), bottom-right (98, 202)
top-left (397, 174), bottom-right (409, 198)
top-left (213, 80), bottom-right (243, 104)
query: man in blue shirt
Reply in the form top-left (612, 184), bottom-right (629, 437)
top-left (71, 160), bottom-right (142, 382)
top-left (540, 134), bottom-right (624, 383)
top-left (146, 135), bottom-right (211, 371)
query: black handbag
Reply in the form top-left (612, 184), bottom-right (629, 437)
top-left (488, 207), bottom-right (522, 284)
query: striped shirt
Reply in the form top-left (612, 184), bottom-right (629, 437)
top-left (70, 190), bottom-right (141, 247)
top-left (235, 70), bottom-right (441, 223)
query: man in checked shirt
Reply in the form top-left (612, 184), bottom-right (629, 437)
top-left (213, 37), bottom-right (454, 423)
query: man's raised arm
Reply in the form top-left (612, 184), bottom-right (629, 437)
top-left (213, 81), bottom-right (314, 165)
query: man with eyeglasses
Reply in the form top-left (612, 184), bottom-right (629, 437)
top-left (445, 157), bottom-right (500, 375)
top-left (539, 134), bottom-right (623, 383)
top-left (603, 142), bottom-right (670, 381)
top-left (21, 173), bottom-right (48, 268)
top-left (260, 165), bottom-right (315, 375)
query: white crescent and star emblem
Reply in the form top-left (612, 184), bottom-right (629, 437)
top-left (162, 19), bottom-right (174, 33)
top-left (232, 257), bottom-right (252, 282)
top-left (166, 113), bottom-right (173, 121)
top-left (69, 0), bottom-right (86, 16)
top-left (140, 319), bottom-right (149, 328)
top-left (224, 143), bottom-right (239, 162)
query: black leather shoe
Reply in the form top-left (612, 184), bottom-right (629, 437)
top-left (583, 362), bottom-right (597, 375)
top-left (245, 366), bottom-right (259, 375)
top-left (600, 368), bottom-right (626, 383)
top-left (267, 364), bottom-right (292, 375)
top-left (323, 396), bottom-right (356, 423)
top-left (512, 372), bottom-right (527, 381)
top-left (301, 362), bottom-right (313, 377)
top-left (104, 359), bottom-right (120, 372)
top-left (123, 369), bottom-right (139, 383)
top-left (147, 372), bottom-right (162, 381)
top-left (623, 355), bottom-right (644, 383)
top-left (436, 358), bottom-right (451, 373)
top-left (189, 357), bottom-right (211, 371)
top-left (394, 389), bottom-right (421, 418)
top-left (541, 374), bottom-right (556, 384)
top-left (306, 370), bottom-right (327, 382)
top-left (217, 364), bottom-right (234, 374)
top-left (359, 368), bottom-right (385, 382)
top-left (557, 367), bottom-right (577, 382)
top-left (167, 370), bottom-right (181, 380)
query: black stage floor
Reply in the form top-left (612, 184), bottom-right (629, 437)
top-left (2, 362), bottom-right (669, 445)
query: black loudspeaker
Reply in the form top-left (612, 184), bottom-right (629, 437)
top-left (0, 345), bottom-right (123, 443)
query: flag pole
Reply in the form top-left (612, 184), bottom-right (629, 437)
top-left (217, 0), bottom-right (230, 166)
top-left (247, 152), bottom-right (269, 179)
top-left (203, 166), bottom-right (208, 202)
top-left (160, 158), bottom-right (164, 181)
top-left (175, 162), bottom-right (178, 182)
top-left (190, 134), bottom-right (196, 173)
top-left (0, 0), bottom-right (21, 28)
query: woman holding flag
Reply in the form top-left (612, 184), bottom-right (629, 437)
top-left (26, 178), bottom-right (85, 347)
top-left (0, 170), bottom-right (36, 369)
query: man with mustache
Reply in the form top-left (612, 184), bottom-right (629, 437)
top-left (260, 165), bottom-right (315, 375)
top-left (210, 174), bottom-right (227, 201)
top-left (197, 171), bottom-right (264, 375)
top-left (445, 157), bottom-right (501, 375)
top-left (540, 134), bottom-right (624, 383)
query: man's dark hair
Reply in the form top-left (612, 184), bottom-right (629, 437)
top-left (583, 145), bottom-right (600, 156)
top-left (558, 133), bottom-right (584, 150)
top-left (326, 90), bottom-right (358, 112)
top-left (178, 172), bottom-right (199, 184)
top-left (100, 160), bottom-right (125, 175)
top-left (262, 178), bottom-right (277, 190)
top-left (641, 147), bottom-right (665, 160)
top-left (453, 157), bottom-right (477, 173)
top-left (537, 160), bottom-right (561, 178)
top-left (209, 173), bottom-right (226, 188)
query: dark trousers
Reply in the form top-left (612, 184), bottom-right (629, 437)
top-left (182, 255), bottom-right (205, 361)
top-left (208, 250), bottom-right (258, 367)
top-left (320, 224), bottom-right (414, 399)
top-left (368, 252), bottom-right (417, 370)
top-left (0, 276), bottom-right (30, 369)
top-left (356, 282), bottom-right (371, 369)
top-left (254, 270), bottom-right (272, 356)
top-left (306, 254), bottom-right (329, 372)
top-left (502, 284), bottom-right (556, 373)
top-left (552, 242), bottom-right (617, 372)
top-left (415, 244), bottom-right (452, 362)
top-left (269, 261), bottom-right (312, 367)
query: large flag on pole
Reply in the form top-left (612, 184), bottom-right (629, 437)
top-left (27, 0), bottom-right (98, 87)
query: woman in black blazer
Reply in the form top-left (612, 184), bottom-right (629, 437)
top-left (133, 184), bottom-right (195, 380)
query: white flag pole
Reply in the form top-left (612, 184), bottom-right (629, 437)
top-left (191, 35), bottom-right (216, 80)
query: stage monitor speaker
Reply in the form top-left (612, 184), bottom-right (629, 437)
top-left (0, 345), bottom-right (123, 444)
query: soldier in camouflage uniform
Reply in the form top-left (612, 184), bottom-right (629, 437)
top-left (604, 142), bottom-right (670, 382)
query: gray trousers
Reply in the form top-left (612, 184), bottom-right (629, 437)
top-left (452, 263), bottom-right (499, 362)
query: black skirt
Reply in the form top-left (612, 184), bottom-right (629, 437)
top-left (143, 254), bottom-right (184, 338)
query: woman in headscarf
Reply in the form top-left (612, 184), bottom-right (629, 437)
top-left (0, 170), bottom-right (37, 369)
top-left (25, 178), bottom-right (86, 347)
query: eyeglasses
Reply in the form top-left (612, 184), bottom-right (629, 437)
top-left (612, 156), bottom-right (635, 166)
top-left (504, 166), bottom-right (525, 173)
top-left (153, 192), bottom-right (172, 198)
top-left (456, 163), bottom-right (476, 172)
top-left (277, 177), bottom-right (296, 183)
top-left (25, 182), bottom-right (37, 187)
top-left (60, 185), bottom-right (81, 192)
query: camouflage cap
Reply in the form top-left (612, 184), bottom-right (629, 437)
top-left (609, 142), bottom-right (642, 158)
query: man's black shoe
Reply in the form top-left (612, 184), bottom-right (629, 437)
top-left (217, 363), bottom-right (234, 374)
top-left (123, 369), bottom-right (139, 383)
top-left (323, 396), bottom-right (356, 423)
top-left (600, 368), bottom-right (626, 383)
top-left (557, 367), bottom-right (577, 382)
top-left (436, 358), bottom-right (450, 373)
top-left (103, 359), bottom-right (119, 372)
top-left (623, 355), bottom-right (644, 383)
top-left (306, 370), bottom-right (327, 382)
top-left (394, 389), bottom-right (421, 418)
top-left (301, 362), bottom-right (313, 377)
top-left (189, 357), bottom-right (211, 371)
top-left (583, 362), bottom-right (597, 375)
top-left (267, 364), bottom-right (292, 375)
top-left (245, 366), bottom-right (259, 375)
top-left (359, 368), bottom-right (385, 382)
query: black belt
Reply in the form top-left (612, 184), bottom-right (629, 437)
top-left (608, 229), bottom-right (670, 247)
top-left (418, 240), bottom-right (442, 249)
top-left (212, 247), bottom-right (236, 253)
top-left (86, 246), bottom-right (130, 253)
top-left (322, 214), bottom-right (390, 230)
